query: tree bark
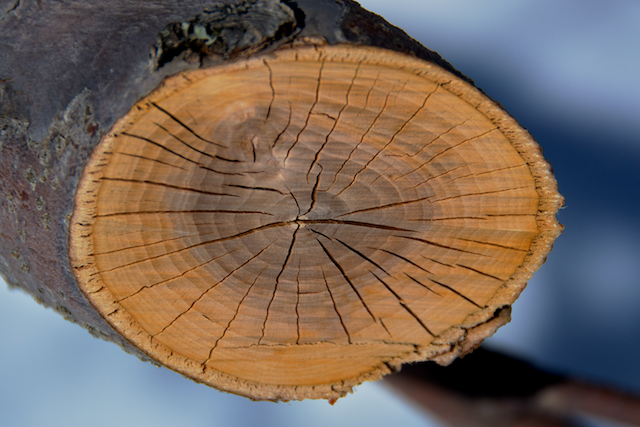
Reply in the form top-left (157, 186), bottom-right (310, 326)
top-left (0, 0), bottom-right (562, 401)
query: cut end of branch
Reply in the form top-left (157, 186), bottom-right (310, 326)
top-left (69, 45), bottom-right (562, 401)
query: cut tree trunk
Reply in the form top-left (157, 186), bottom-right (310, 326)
top-left (0, 0), bottom-right (563, 401)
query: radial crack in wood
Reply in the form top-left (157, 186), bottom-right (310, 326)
top-left (69, 44), bottom-right (562, 401)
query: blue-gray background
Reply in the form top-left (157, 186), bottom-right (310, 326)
top-left (1, 1), bottom-right (639, 426)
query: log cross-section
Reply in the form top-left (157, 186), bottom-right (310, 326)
top-left (69, 45), bottom-right (561, 400)
top-left (0, 0), bottom-right (562, 402)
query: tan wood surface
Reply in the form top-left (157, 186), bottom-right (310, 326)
top-left (70, 44), bottom-right (562, 400)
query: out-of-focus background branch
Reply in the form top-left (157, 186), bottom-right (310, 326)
top-left (386, 347), bottom-right (640, 427)
top-left (2, 1), bottom-right (640, 426)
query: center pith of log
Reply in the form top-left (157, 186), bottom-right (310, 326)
top-left (70, 45), bottom-right (543, 400)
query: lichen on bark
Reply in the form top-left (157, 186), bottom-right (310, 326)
top-left (154, 0), bottom-right (305, 68)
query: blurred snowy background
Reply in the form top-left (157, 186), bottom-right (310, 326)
top-left (2, 1), bottom-right (639, 426)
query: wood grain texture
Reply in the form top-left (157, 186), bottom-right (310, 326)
top-left (70, 44), bottom-right (562, 400)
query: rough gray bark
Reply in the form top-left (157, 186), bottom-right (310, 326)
top-left (0, 0), bottom-right (466, 367)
